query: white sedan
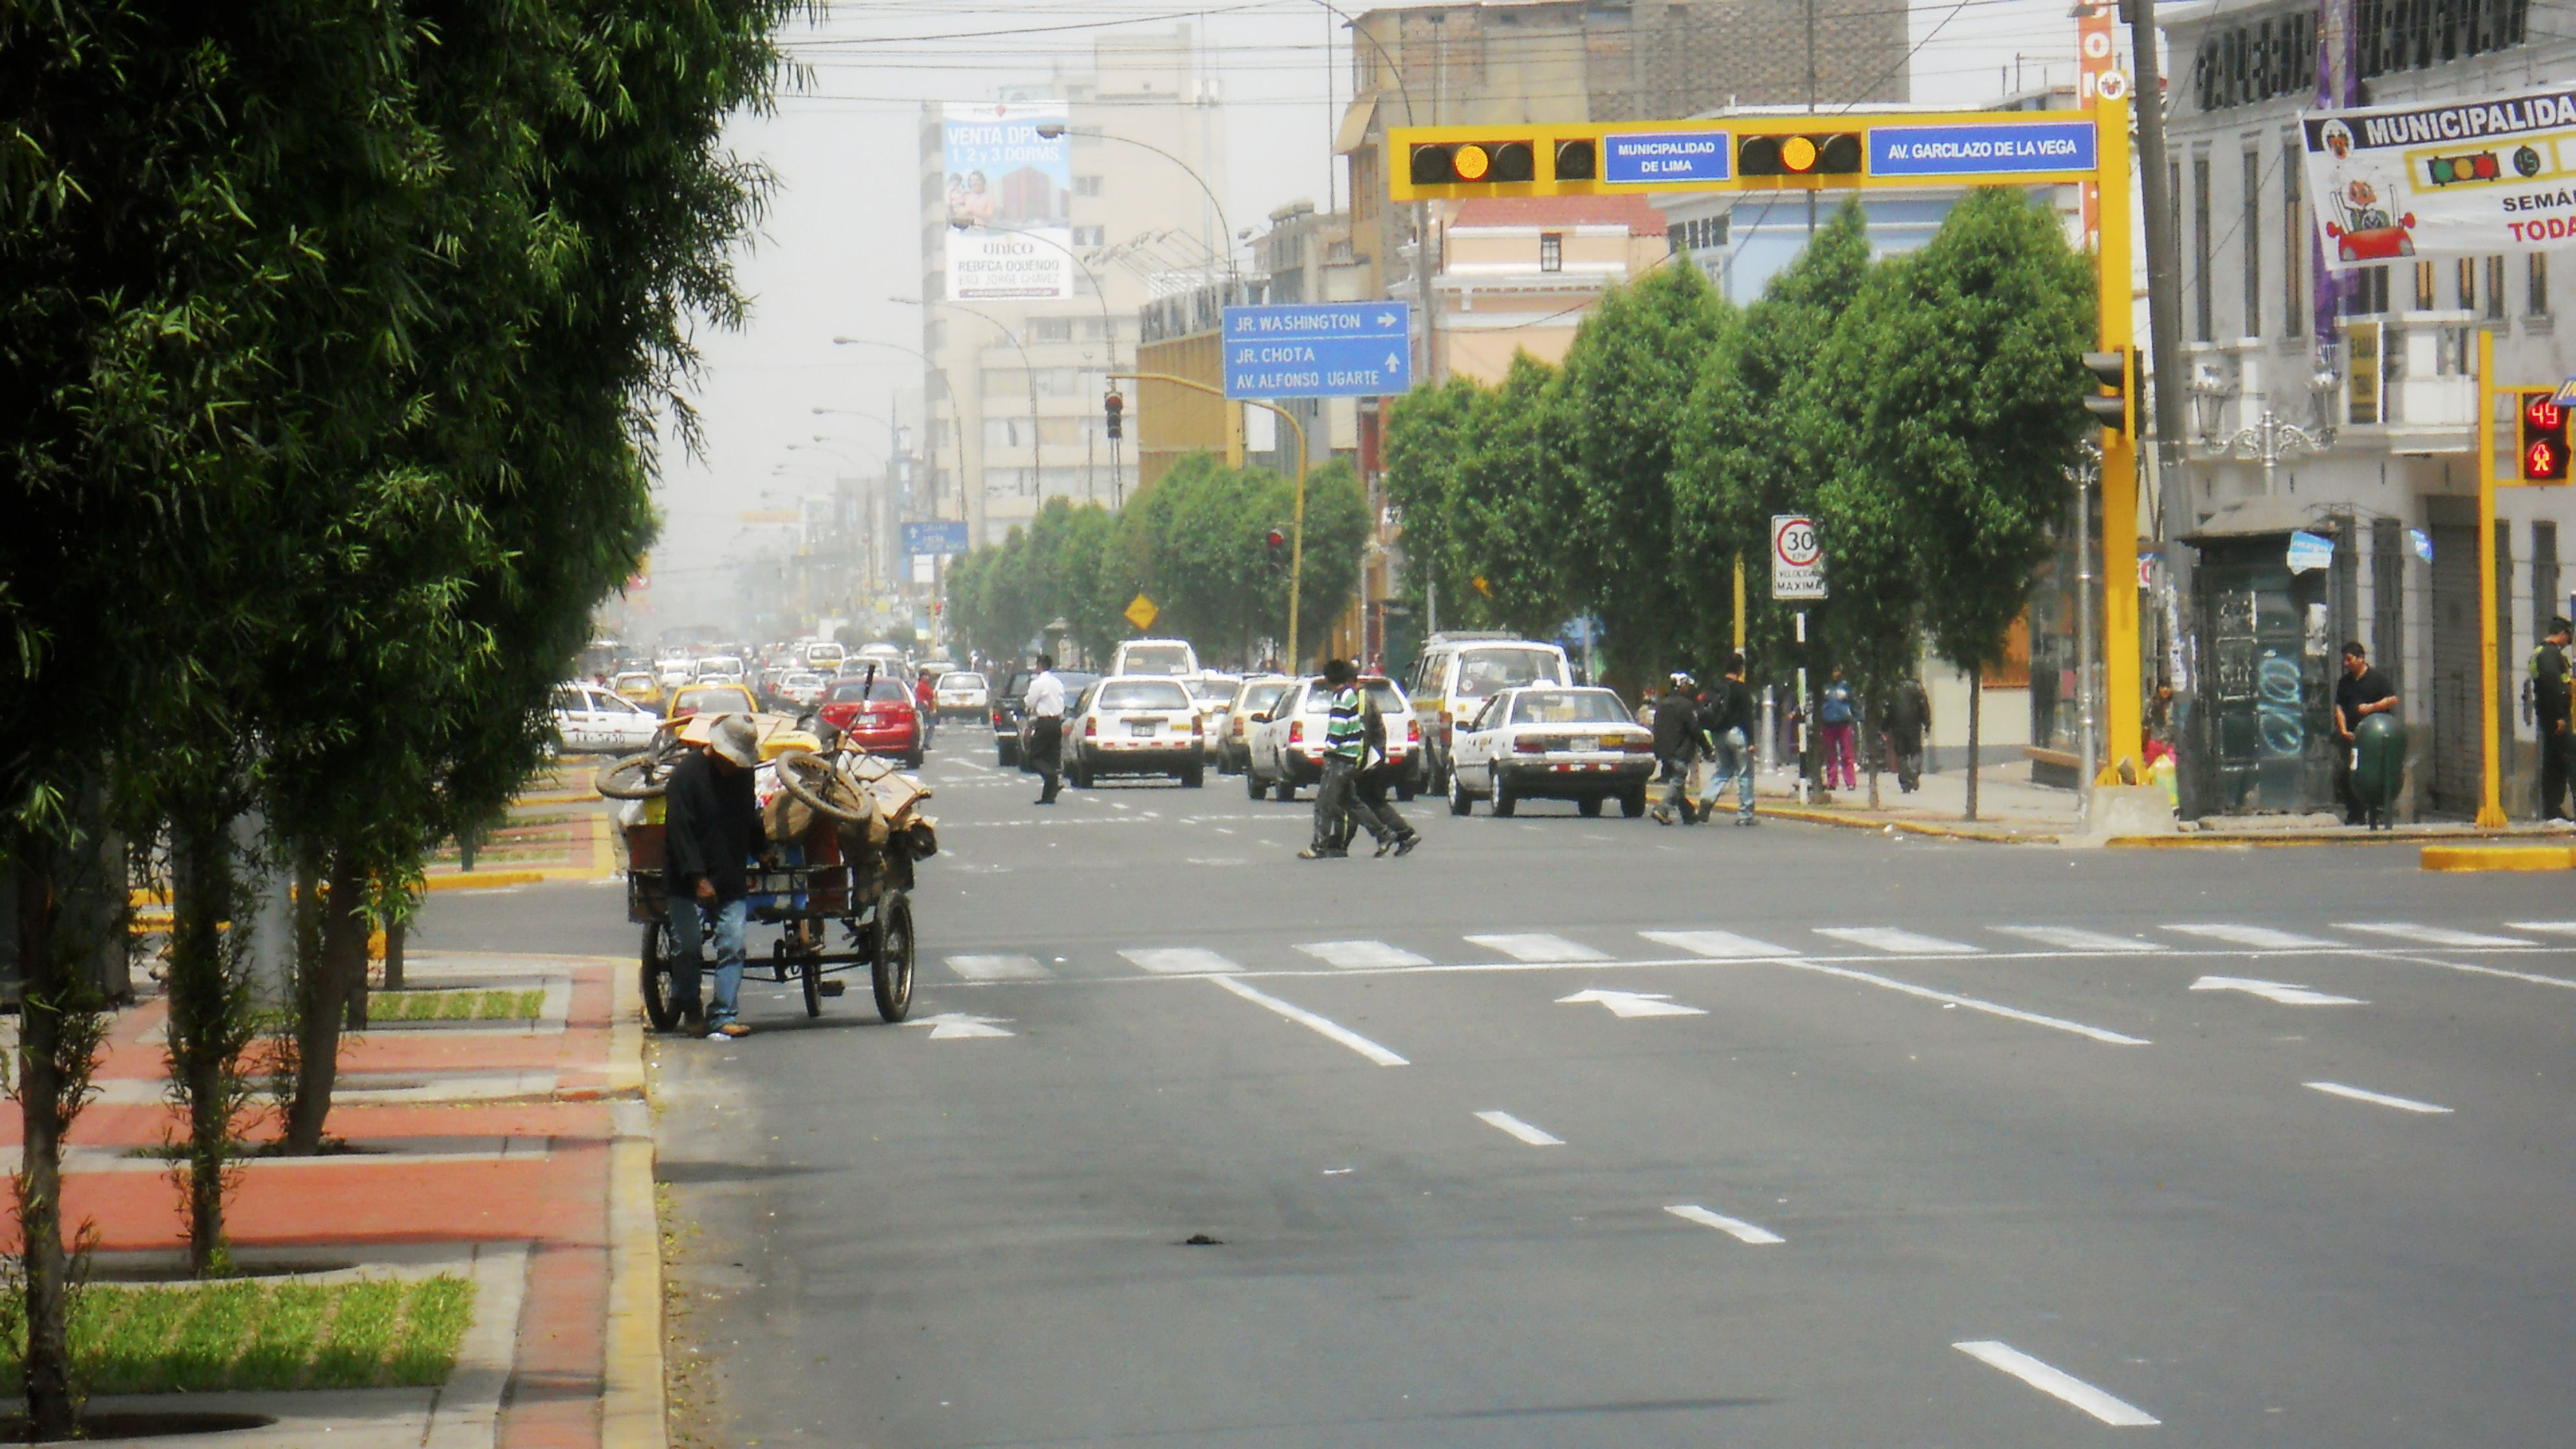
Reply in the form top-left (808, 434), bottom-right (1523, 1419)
top-left (1245, 676), bottom-right (1423, 802)
top-left (552, 684), bottom-right (662, 754)
top-left (1446, 686), bottom-right (1655, 818)
top-left (932, 670), bottom-right (990, 717)
top-left (1063, 676), bottom-right (1205, 787)
top-left (1184, 673), bottom-right (1242, 761)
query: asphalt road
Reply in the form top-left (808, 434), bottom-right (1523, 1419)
top-left (425, 744), bottom-right (2576, 1448)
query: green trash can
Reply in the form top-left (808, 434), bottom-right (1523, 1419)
top-left (2352, 713), bottom-right (2407, 829)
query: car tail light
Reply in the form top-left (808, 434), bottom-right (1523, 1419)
top-left (1624, 735), bottom-right (1657, 753)
top-left (1191, 715), bottom-right (1203, 737)
top-left (1289, 720), bottom-right (1304, 745)
top-left (1515, 736), bottom-right (1548, 754)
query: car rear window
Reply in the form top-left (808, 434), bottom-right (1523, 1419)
top-left (1454, 647), bottom-right (1564, 698)
top-left (828, 680), bottom-right (909, 704)
top-left (1300, 681), bottom-right (1407, 713)
top-left (1186, 678), bottom-right (1238, 701)
top-left (1098, 680), bottom-right (1191, 710)
top-left (940, 673), bottom-right (985, 689)
top-left (1513, 689), bottom-right (1630, 725)
top-left (674, 688), bottom-right (752, 713)
top-left (1236, 680), bottom-right (1291, 714)
top-left (1120, 645), bottom-right (1192, 675)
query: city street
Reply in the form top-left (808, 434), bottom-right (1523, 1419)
top-left (427, 754), bottom-right (2576, 1447)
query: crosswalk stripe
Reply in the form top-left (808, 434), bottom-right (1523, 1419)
top-left (1640, 929), bottom-right (1794, 958)
top-left (2164, 923), bottom-right (2336, 950)
top-left (1294, 940), bottom-right (1433, 969)
top-left (1466, 933), bottom-right (1609, 963)
top-left (1474, 1110), bottom-right (1564, 1146)
top-left (2342, 922), bottom-right (2536, 948)
top-left (1991, 925), bottom-right (2162, 954)
top-left (1813, 926), bottom-right (1982, 956)
top-left (1119, 947), bottom-right (1243, 974)
top-left (2503, 920), bottom-right (2576, 934)
top-left (943, 954), bottom-right (1051, 982)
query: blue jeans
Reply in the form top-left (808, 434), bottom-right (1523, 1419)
top-left (666, 895), bottom-right (747, 1027)
top-left (1699, 727), bottom-right (1754, 821)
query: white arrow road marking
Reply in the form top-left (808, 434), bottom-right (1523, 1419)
top-left (2189, 975), bottom-right (2366, 1006)
top-left (1475, 1110), bottom-right (1563, 1146)
top-left (1467, 933), bottom-right (1608, 962)
top-left (2344, 922), bottom-right (2536, 948)
top-left (1664, 1204), bottom-right (1784, 1245)
top-left (1210, 977), bottom-right (1409, 1066)
top-left (905, 1012), bottom-right (1015, 1040)
top-left (1640, 929), bottom-right (1792, 958)
top-left (2306, 1080), bottom-right (2452, 1113)
top-left (1953, 1341), bottom-right (2160, 1426)
top-left (1557, 988), bottom-right (1707, 1018)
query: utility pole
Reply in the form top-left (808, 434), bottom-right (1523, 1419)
top-left (1805, 0), bottom-right (1819, 235)
top-left (2129, 0), bottom-right (2192, 803)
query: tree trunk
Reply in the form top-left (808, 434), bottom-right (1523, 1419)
top-left (1864, 689), bottom-right (1881, 810)
top-left (13, 840), bottom-right (79, 1441)
top-left (382, 913), bottom-right (404, 993)
top-left (1965, 662), bottom-right (1983, 822)
top-left (282, 853), bottom-right (367, 1156)
top-left (166, 812), bottom-right (247, 1275)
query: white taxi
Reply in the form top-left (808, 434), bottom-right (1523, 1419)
top-left (1064, 676), bottom-right (1206, 788)
top-left (1446, 686), bottom-right (1655, 818)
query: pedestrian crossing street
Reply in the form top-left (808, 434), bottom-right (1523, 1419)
top-left (943, 917), bottom-right (2576, 982)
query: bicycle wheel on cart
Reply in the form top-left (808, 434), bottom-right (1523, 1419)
top-left (641, 920), bottom-right (680, 1032)
top-left (799, 934), bottom-right (824, 1018)
top-left (872, 889), bottom-right (915, 1023)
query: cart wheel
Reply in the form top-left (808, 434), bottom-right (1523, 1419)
top-left (800, 948), bottom-right (824, 1018)
top-left (872, 890), bottom-right (915, 1024)
top-left (641, 921), bottom-right (680, 1032)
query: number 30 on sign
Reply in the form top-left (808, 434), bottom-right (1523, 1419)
top-left (1772, 515), bottom-right (1827, 599)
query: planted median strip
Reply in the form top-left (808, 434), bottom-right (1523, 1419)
top-left (0, 1276), bottom-right (474, 1394)
top-left (371, 988), bottom-right (547, 1022)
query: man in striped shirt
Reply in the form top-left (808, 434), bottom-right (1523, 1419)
top-left (1300, 659), bottom-right (1416, 860)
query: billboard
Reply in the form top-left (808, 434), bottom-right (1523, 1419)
top-left (942, 102), bottom-right (1074, 301)
top-left (2304, 82), bottom-right (2576, 267)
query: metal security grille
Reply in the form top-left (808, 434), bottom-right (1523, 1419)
top-left (2372, 517), bottom-right (2407, 695)
top-left (2430, 521), bottom-right (2479, 815)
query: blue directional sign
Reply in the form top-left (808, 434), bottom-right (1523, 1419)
top-left (1604, 130), bottom-right (1731, 184)
top-left (1224, 303), bottom-right (1411, 400)
top-left (901, 520), bottom-right (970, 557)
top-left (1868, 120), bottom-right (2096, 177)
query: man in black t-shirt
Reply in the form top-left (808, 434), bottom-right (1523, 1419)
top-left (2531, 617), bottom-right (2571, 821)
top-left (2332, 641), bottom-right (2398, 826)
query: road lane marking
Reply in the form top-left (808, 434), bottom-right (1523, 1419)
top-left (2306, 1080), bottom-right (2452, 1114)
top-left (904, 1011), bottom-right (1014, 1039)
top-left (1813, 926), bottom-right (1982, 956)
top-left (1641, 929), bottom-right (1793, 958)
top-left (1993, 925), bottom-right (2162, 953)
top-left (2503, 920), bottom-right (2576, 933)
top-left (2344, 922), bottom-right (2536, 948)
top-left (1953, 1341), bottom-right (2160, 1427)
top-left (1475, 1110), bottom-right (1563, 1146)
top-left (2370, 951), bottom-right (2576, 991)
top-left (1557, 988), bottom-right (1706, 1018)
top-left (2164, 923), bottom-right (2336, 950)
top-left (1466, 933), bottom-right (1609, 962)
top-left (1119, 947), bottom-right (1243, 974)
top-left (1664, 1204), bottom-right (1784, 1244)
top-left (2190, 975), bottom-right (2366, 1006)
top-left (1778, 960), bottom-right (2150, 1045)
top-left (1295, 939), bottom-right (1433, 970)
top-left (1210, 977), bottom-right (1409, 1066)
top-left (943, 954), bottom-right (1051, 982)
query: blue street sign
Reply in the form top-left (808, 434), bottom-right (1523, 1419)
top-left (902, 520), bottom-right (970, 557)
top-left (1867, 120), bottom-right (2097, 177)
top-left (1224, 303), bottom-right (1411, 399)
top-left (1604, 130), bottom-right (1731, 184)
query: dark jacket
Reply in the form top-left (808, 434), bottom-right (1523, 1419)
top-left (1885, 679), bottom-right (1930, 742)
top-left (1703, 678), bottom-right (1757, 739)
top-left (1650, 693), bottom-right (1703, 762)
top-left (663, 749), bottom-right (765, 902)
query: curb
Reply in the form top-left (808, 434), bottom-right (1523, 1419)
top-left (2422, 843), bottom-right (2576, 871)
top-left (1753, 804), bottom-right (2061, 845)
top-left (423, 869), bottom-right (549, 892)
top-left (600, 960), bottom-right (666, 1449)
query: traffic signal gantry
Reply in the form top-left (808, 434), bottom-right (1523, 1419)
top-left (1390, 97), bottom-right (2144, 782)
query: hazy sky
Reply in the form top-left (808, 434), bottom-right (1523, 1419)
top-left (643, 0), bottom-right (2099, 628)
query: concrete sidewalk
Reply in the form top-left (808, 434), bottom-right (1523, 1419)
top-left (0, 950), bottom-right (660, 1449)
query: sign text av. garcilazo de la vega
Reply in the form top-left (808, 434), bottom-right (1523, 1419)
top-left (2305, 81), bottom-right (2576, 265)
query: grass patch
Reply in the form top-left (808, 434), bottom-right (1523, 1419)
top-left (1, 1276), bottom-right (475, 1394)
top-left (371, 988), bottom-right (545, 1022)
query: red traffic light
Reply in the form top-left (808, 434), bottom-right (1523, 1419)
top-left (2519, 390), bottom-right (2570, 482)
top-left (1266, 528), bottom-right (1286, 548)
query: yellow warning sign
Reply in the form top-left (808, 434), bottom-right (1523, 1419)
top-left (1123, 594), bottom-right (1160, 631)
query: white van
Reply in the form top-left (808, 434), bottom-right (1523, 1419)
top-left (1405, 634), bottom-right (1574, 789)
top-left (800, 639), bottom-right (845, 673)
top-left (1109, 638), bottom-right (1200, 677)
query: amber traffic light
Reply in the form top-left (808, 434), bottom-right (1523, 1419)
top-left (1409, 140), bottom-right (1537, 186)
top-left (1739, 132), bottom-right (1864, 178)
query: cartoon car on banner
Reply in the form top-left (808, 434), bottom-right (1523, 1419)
top-left (2324, 179), bottom-right (2416, 262)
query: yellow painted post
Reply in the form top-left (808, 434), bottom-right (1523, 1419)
top-left (2477, 329), bottom-right (2507, 826)
top-left (2095, 92), bottom-right (2143, 784)
top-left (1732, 554), bottom-right (1747, 654)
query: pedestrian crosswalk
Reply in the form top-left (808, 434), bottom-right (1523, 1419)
top-left (943, 917), bottom-right (2560, 982)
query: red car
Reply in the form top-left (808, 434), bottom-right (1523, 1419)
top-left (817, 678), bottom-right (924, 767)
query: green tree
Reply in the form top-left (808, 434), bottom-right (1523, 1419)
top-left (1380, 376), bottom-right (1480, 629)
top-left (1861, 188), bottom-right (2095, 819)
top-left (1448, 356), bottom-right (1579, 639)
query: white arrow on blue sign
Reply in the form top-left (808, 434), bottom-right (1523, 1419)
top-left (1223, 303), bottom-right (1413, 400)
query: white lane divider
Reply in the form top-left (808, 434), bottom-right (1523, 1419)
top-left (1992, 925), bottom-right (2162, 954)
top-left (1295, 939), bottom-right (1433, 970)
top-left (1663, 1204), bottom-right (1784, 1245)
top-left (2375, 953), bottom-right (2576, 991)
top-left (943, 954), bottom-right (1051, 982)
top-left (1209, 977), bottom-right (1409, 1067)
top-left (2164, 923), bottom-right (2336, 950)
top-left (2189, 975), bottom-right (2366, 1006)
top-left (1953, 1341), bottom-right (2160, 1427)
top-left (1777, 960), bottom-right (2150, 1046)
top-left (1640, 929), bottom-right (1793, 958)
top-left (1474, 1110), bottom-right (1564, 1146)
top-left (1120, 947), bottom-right (1243, 975)
top-left (1467, 933), bottom-right (1609, 962)
top-left (1813, 926), bottom-right (1982, 956)
top-left (2305, 1080), bottom-right (2453, 1114)
top-left (2343, 921), bottom-right (2536, 948)
top-left (2503, 920), bottom-right (2576, 934)
top-left (1557, 988), bottom-right (1705, 1018)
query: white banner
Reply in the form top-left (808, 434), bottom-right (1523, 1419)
top-left (941, 102), bottom-right (1074, 301)
top-left (2305, 82), bottom-right (2576, 267)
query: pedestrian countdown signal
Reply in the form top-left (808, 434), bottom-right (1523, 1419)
top-left (2522, 390), bottom-right (2570, 481)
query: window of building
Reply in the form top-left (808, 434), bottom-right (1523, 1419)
top-left (1539, 232), bottom-right (1563, 272)
top-left (2190, 12), bottom-right (2319, 111)
top-left (1074, 175), bottom-right (1104, 197)
top-left (2486, 255), bottom-right (2507, 319)
top-left (2345, 264), bottom-right (2390, 316)
top-left (1072, 225), bottom-right (1106, 247)
top-left (2415, 260), bottom-right (2436, 310)
top-left (2531, 253), bottom-right (2550, 316)
top-left (2283, 140), bottom-right (2305, 336)
top-left (1031, 317), bottom-right (1074, 343)
top-left (2192, 154), bottom-right (2213, 341)
top-left (2241, 149), bottom-right (2262, 337)
top-left (2457, 256), bottom-right (2478, 312)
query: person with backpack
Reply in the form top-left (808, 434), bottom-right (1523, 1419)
top-left (1648, 672), bottom-right (1707, 825)
top-left (1818, 666), bottom-right (1859, 791)
top-left (1698, 654), bottom-right (1761, 827)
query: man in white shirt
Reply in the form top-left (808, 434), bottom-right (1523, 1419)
top-left (1024, 654), bottom-right (1067, 804)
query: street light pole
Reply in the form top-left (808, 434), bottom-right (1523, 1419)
top-left (894, 296), bottom-right (1043, 514)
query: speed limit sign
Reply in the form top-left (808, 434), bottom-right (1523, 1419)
top-left (1771, 514), bottom-right (1826, 600)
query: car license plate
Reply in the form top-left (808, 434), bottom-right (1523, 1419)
top-left (1128, 720), bottom-right (1158, 736)
top-left (1574, 737), bottom-right (1600, 753)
